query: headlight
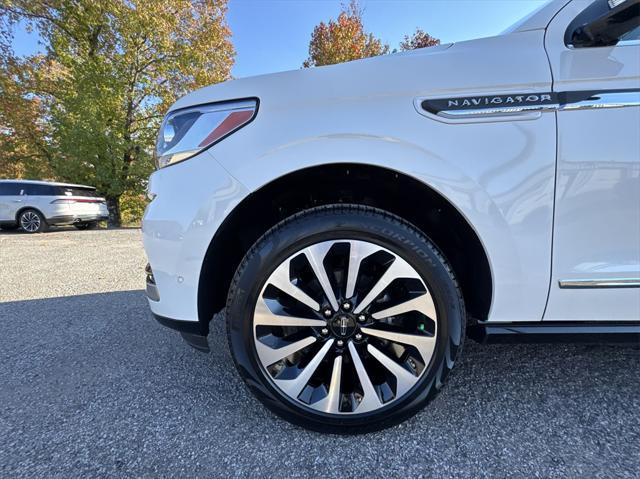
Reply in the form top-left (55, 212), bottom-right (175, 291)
top-left (155, 98), bottom-right (257, 169)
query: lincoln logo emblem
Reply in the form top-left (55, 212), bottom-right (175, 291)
top-left (340, 316), bottom-right (348, 336)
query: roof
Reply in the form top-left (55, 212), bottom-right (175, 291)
top-left (0, 179), bottom-right (96, 189)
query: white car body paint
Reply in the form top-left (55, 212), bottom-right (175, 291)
top-left (143, 0), bottom-right (640, 324)
top-left (542, 0), bottom-right (640, 321)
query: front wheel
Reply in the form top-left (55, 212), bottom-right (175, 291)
top-left (226, 205), bottom-right (465, 433)
top-left (19, 209), bottom-right (48, 234)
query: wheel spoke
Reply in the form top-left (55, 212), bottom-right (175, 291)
top-left (256, 335), bottom-right (317, 366)
top-left (21, 212), bottom-right (40, 232)
top-left (267, 259), bottom-right (320, 311)
top-left (275, 339), bottom-right (334, 398)
top-left (348, 341), bottom-right (383, 413)
top-left (371, 293), bottom-right (436, 320)
top-left (254, 297), bottom-right (326, 328)
top-left (353, 257), bottom-right (421, 314)
top-left (345, 241), bottom-right (380, 299)
top-left (360, 327), bottom-right (436, 364)
top-left (367, 344), bottom-right (419, 397)
top-left (303, 242), bottom-right (339, 311)
top-left (311, 355), bottom-right (342, 413)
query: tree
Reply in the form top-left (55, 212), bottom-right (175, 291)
top-left (0, 0), bottom-right (234, 225)
top-left (399, 28), bottom-right (440, 51)
top-left (303, 0), bottom-right (388, 67)
top-left (0, 55), bottom-right (55, 179)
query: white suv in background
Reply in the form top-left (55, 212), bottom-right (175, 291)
top-left (0, 180), bottom-right (109, 233)
top-left (143, 0), bottom-right (640, 433)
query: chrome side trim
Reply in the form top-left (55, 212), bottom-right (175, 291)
top-left (421, 90), bottom-right (640, 120)
top-left (437, 102), bottom-right (560, 119)
top-left (561, 91), bottom-right (640, 111)
top-left (558, 278), bottom-right (640, 289)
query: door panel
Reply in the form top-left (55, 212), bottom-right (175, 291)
top-left (543, 0), bottom-right (640, 321)
top-left (0, 182), bottom-right (24, 222)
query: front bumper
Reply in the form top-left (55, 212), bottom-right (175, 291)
top-left (147, 262), bottom-right (209, 352)
top-left (142, 149), bottom-right (249, 329)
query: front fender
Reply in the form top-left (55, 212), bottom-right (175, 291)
top-left (212, 128), bottom-right (553, 323)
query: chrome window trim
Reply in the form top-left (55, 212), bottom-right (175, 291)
top-left (559, 278), bottom-right (640, 289)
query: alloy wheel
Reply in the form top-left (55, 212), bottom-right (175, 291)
top-left (20, 211), bottom-right (41, 233)
top-left (253, 239), bottom-right (438, 415)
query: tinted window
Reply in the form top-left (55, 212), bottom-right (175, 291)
top-left (23, 184), bottom-right (57, 196)
top-left (0, 182), bottom-right (22, 195)
top-left (57, 187), bottom-right (98, 197)
top-left (567, 0), bottom-right (640, 48)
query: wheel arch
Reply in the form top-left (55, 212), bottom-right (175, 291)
top-left (15, 206), bottom-right (47, 223)
top-left (197, 163), bottom-right (493, 328)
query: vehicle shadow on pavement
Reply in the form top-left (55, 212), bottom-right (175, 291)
top-left (0, 225), bottom-right (137, 235)
top-left (1, 290), bottom-right (639, 477)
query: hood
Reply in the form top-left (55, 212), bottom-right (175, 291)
top-left (170, 27), bottom-right (549, 114)
top-left (170, 43), bottom-right (454, 112)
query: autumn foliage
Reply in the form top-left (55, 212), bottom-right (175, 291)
top-left (400, 28), bottom-right (441, 51)
top-left (303, 2), bottom-right (440, 68)
top-left (303, 1), bottom-right (389, 67)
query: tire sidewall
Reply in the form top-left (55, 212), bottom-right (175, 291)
top-left (227, 206), bottom-right (464, 433)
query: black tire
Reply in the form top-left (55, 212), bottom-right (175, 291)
top-left (74, 221), bottom-right (97, 230)
top-left (0, 223), bottom-right (19, 231)
top-left (226, 204), bottom-right (465, 433)
top-left (18, 209), bottom-right (48, 234)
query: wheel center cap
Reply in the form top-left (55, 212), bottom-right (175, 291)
top-left (330, 315), bottom-right (357, 338)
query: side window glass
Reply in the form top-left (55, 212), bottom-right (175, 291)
top-left (566, 0), bottom-right (640, 48)
top-left (0, 183), bottom-right (23, 195)
top-left (0, 183), bottom-right (11, 195)
top-left (22, 184), bottom-right (36, 196)
top-left (23, 184), bottom-right (55, 196)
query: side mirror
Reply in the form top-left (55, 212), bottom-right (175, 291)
top-left (566, 0), bottom-right (639, 48)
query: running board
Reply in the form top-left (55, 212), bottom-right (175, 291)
top-left (468, 323), bottom-right (640, 344)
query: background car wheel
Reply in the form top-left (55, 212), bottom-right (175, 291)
top-left (226, 204), bottom-right (465, 433)
top-left (0, 224), bottom-right (19, 231)
top-left (74, 221), bottom-right (97, 230)
top-left (18, 209), bottom-right (48, 234)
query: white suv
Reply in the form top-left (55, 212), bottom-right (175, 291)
top-left (0, 180), bottom-right (109, 233)
top-left (143, 0), bottom-right (640, 432)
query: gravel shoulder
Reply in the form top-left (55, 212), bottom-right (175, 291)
top-left (0, 229), bottom-right (638, 478)
top-left (0, 228), bottom-right (146, 302)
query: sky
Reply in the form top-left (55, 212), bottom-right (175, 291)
top-left (10, 0), bottom-right (548, 79)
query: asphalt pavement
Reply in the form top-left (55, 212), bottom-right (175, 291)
top-left (1, 229), bottom-right (639, 478)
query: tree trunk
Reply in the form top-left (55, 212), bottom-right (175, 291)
top-left (106, 195), bottom-right (121, 227)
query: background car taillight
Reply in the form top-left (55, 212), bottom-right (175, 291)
top-left (51, 199), bottom-right (107, 204)
top-left (154, 99), bottom-right (257, 169)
